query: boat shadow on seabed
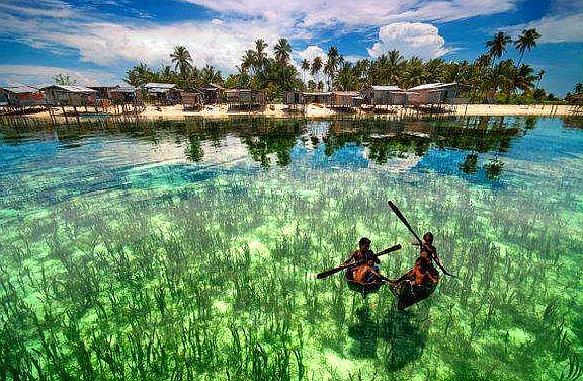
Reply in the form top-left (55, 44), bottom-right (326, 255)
top-left (347, 302), bottom-right (431, 371)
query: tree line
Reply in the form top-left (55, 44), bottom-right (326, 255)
top-left (122, 28), bottom-right (576, 103)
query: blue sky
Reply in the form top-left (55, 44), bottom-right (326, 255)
top-left (0, 0), bottom-right (581, 95)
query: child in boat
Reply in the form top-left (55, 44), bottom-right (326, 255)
top-left (343, 237), bottom-right (383, 283)
top-left (391, 232), bottom-right (440, 286)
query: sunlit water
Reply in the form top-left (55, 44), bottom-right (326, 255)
top-left (1, 116), bottom-right (582, 381)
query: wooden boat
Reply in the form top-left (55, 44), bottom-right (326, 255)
top-left (389, 279), bottom-right (436, 310)
top-left (345, 271), bottom-right (385, 295)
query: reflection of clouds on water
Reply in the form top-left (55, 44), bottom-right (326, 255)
top-left (363, 146), bottom-right (422, 172)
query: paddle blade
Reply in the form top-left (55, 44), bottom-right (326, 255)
top-left (316, 266), bottom-right (345, 279)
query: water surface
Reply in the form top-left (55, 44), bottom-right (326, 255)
top-left (1, 116), bottom-right (582, 381)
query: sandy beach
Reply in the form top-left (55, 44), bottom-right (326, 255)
top-left (6, 103), bottom-right (580, 122)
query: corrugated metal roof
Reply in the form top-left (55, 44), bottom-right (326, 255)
top-left (225, 89), bottom-right (252, 93)
top-left (407, 82), bottom-right (456, 91)
top-left (0, 85), bottom-right (41, 94)
top-left (144, 82), bottom-right (175, 89)
top-left (302, 92), bottom-right (332, 96)
top-left (371, 85), bottom-right (402, 91)
top-left (39, 85), bottom-right (97, 93)
top-left (333, 91), bottom-right (359, 96)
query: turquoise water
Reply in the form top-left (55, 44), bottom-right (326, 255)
top-left (0, 117), bottom-right (582, 380)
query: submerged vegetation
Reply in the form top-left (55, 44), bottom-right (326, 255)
top-left (0, 117), bottom-right (582, 380)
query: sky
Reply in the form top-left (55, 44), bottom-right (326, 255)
top-left (0, 0), bottom-right (581, 95)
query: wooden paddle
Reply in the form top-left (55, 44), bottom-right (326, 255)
top-left (388, 201), bottom-right (456, 278)
top-left (316, 244), bottom-right (402, 280)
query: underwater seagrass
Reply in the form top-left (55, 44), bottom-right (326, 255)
top-left (0, 116), bottom-right (582, 381)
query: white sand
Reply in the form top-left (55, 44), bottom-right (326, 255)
top-left (13, 103), bottom-right (580, 122)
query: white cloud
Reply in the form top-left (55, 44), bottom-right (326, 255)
top-left (368, 22), bottom-right (450, 59)
top-left (181, 0), bottom-right (519, 27)
top-left (0, 65), bottom-right (118, 86)
top-left (297, 45), bottom-right (327, 64)
top-left (0, 5), bottom-right (282, 74)
top-left (505, 13), bottom-right (583, 44)
top-left (44, 21), bottom-right (282, 72)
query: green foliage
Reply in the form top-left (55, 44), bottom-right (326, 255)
top-left (54, 73), bottom-right (77, 86)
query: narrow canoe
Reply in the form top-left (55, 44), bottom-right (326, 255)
top-left (389, 280), bottom-right (436, 310)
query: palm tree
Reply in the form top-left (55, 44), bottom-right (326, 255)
top-left (301, 59), bottom-right (310, 85)
top-left (200, 64), bottom-right (223, 85)
top-left (386, 50), bottom-right (404, 84)
top-left (170, 45), bottom-right (193, 78)
top-left (486, 31), bottom-right (512, 63)
top-left (336, 62), bottom-right (357, 91)
top-left (254, 39), bottom-right (268, 73)
top-left (424, 58), bottom-right (446, 83)
top-left (311, 56), bottom-right (323, 85)
top-left (535, 69), bottom-right (546, 89)
top-left (514, 28), bottom-right (541, 66)
top-left (402, 57), bottom-right (425, 88)
top-left (325, 46), bottom-right (340, 90)
top-left (273, 39), bottom-right (292, 65)
top-left (125, 63), bottom-right (155, 86)
top-left (241, 49), bottom-right (256, 74)
top-left (513, 64), bottom-right (535, 95)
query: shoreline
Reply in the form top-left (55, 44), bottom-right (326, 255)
top-left (3, 103), bottom-right (580, 123)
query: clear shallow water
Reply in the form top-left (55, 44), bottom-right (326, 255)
top-left (0, 117), bottom-right (582, 381)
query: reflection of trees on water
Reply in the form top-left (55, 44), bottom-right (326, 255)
top-left (184, 134), bottom-right (204, 162)
top-left (368, 136), bottom-right (431, 164)
top-left (484, 158), bottom-right (505, 180)
top-left (241, 122), bottom-right (301, 167)
top-left (460, 153), bottom-right (479, 174)
top-left (0, 117), bottom-right (538, 178)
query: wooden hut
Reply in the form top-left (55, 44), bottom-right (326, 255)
top-left (225, 89), bottom-right (265, 108)
top-left (200, 83), bottom-right (224, 104)
top-left (40, 85), bottom-right (98, 107)
top-left (180, 89), bottom-right (203, 110)
top-left (362, 85), bottom-right (406, 105)
top-left (406, 83), bottom-right (458, 105)
top-left (284, 91), bottom-right (303, 105)
top-left (0, 86), bottom-right (46, 108)
top-left (330, 91), bottom-right (363, 108)
top-left (302, 92), bottom-right (332, 104)
top-left (89, 84), bottom-right (137, 104)
top-left (144, 83), bottom-right (181, 105)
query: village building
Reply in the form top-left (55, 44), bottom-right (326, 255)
top-left (200, 83), bottom-right (225, 104)
top-left (361, 85), bottom-right (407, 106)
top-left (302, 92), bottom-right (332, 104)
top-left (40, 85), bottom-right (98, 107)
top-left (0, 86), bottom-right (46, 108)
top-left (143, 83), bottom-right (181, 105)
top-left (225, 89), bottom-right (266, 108)
top-left (330, 91), bottom-right (363, 109)
top-left (180, 89), bottom-right (203, 110)
top-left (89, 84), bottom-right (137, 104)
top-left (406, 83), bottom-right (458, 106)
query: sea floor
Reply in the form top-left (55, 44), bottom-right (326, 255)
top-left (0, 116), bottom-right (582, 381)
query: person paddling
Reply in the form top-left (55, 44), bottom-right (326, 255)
top-left (343, 237), bottom-right (384, 284)
top-left (389, 232), bottom-right (447, 309)
top-left (391, 232), bottom-right (440, 287)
